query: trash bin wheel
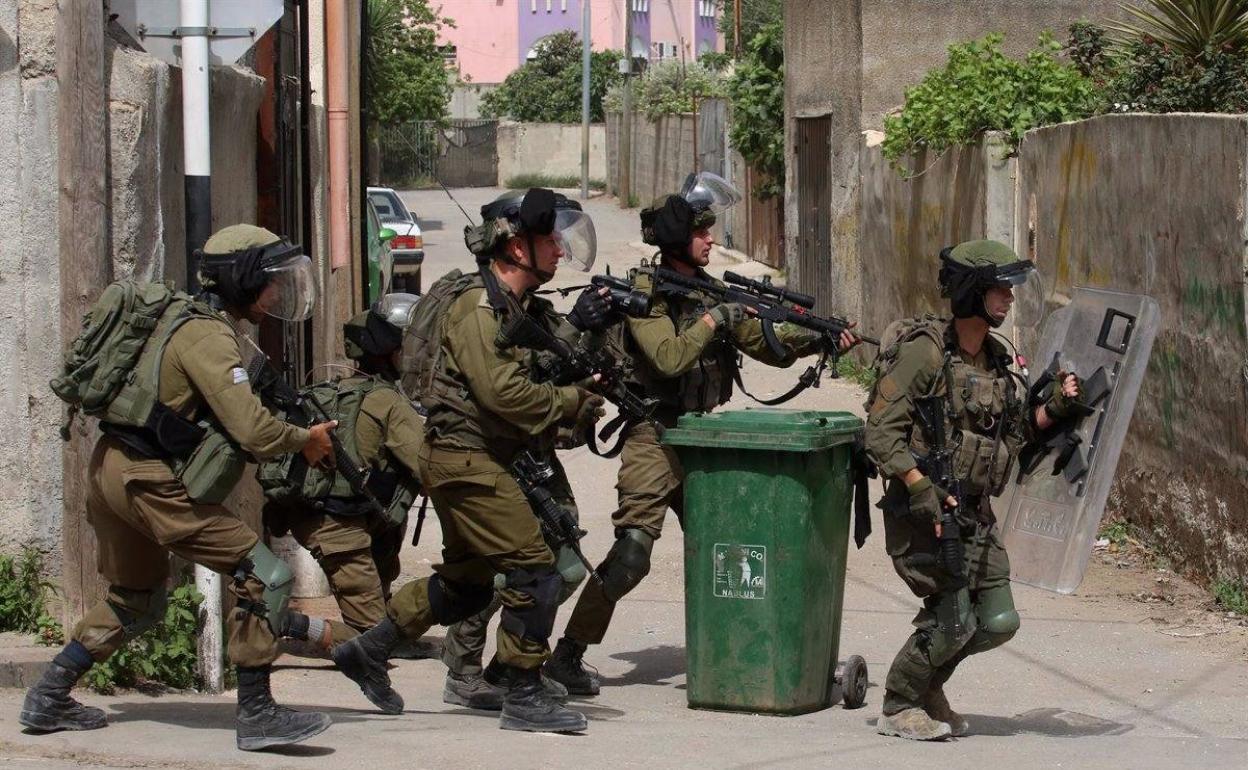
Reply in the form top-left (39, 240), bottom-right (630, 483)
top-left (840, 655), bottom-right (868, 709)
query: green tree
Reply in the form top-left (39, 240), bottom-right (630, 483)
top-left (726, 20), bottom-right (784, 198)
top-left (604, 59), bottom-right (727, 120)
top-left (716, 0), bottom-right (783, 52)
top-left (364, 0), bottom-right (454, 126)
top-left (480, 31), bottom-right (623, 122)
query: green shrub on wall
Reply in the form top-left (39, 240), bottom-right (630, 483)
top-left (604, 60), bottom-right (726, 121)
top-left (882, 34), bottom-right (1099, 172)
top-left (726, 21), bottom-right (785, 199)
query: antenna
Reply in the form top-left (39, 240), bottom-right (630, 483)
top-left (437, 176), bottom-right (475, 226)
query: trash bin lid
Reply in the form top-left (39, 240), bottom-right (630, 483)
top-left (661, 408), bottom-right (863, 452)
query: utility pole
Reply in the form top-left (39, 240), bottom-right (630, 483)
top-left (734, 0), bottom-right (742, 58)
top-left (56, 0), bottom-right (110, 637)
top-left (619, 0), bottom-right (634, 208)
top-left (581, 0), bottom-right (592, 199)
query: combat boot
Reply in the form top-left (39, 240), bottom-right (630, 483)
top-left (18, 642), bottom-right (107, 732)
top-left (877, 707), bottom-right (953, 741)
top-left (443, 670), bottom-right (505, 710)
top-left (485, 656), bottom-right (569, 700)
top-left (542, 637), bottom-right (600, 696)
top-left (499, 666), bottom-right (588, 733)
top-left (235, 666), bottom-right (331, 751)
top-left (923, 686), bottom-right (969, 737)
top-left (332, 617), bottom-right (405, 714)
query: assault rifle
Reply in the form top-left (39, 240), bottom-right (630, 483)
top-left (243, 341), bottom-right (388, 520)
top-left (913, 376), bottom-right (971, 642)
top-left (498, 313), bottom-right (657, 430)
top-left (649, 266), bottom-right (879, 359)
top-left (510, 450), bottom-right (601, 584)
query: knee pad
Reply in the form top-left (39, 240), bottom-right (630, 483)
top-left (554, 545), bottom-right (588, 603)
top-left (499, 566), bottom-right (562, 642)
top-left (964, 584), bottom-right (1019, 655)
top-left (235, 543), bottom-right (294, 636)
top-left (599, 529), bottom-right (654, 602)
top-left (107, 585), bottom-right (168, 638)
top-left (427, 575), bottom-right (495, 626)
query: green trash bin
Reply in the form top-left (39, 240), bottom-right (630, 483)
top-left (663, 407), bottom-right (868, 715)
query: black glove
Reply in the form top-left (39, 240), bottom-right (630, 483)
top-left (1043, 372), bottom-right (1082, 420)
top-left (574, 393), bottom-right (607, 428)
top-left (568, 287), bottom-right (612, 331)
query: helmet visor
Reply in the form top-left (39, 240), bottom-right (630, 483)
top-left (258, 254), bottom-right (316, 322)
top-left (680, 171), bottom-right (743, 216)
top-left (553, 208), bottom-right (597, 272)
top-left (999, 261), bottom-right (1045, 328)
top-left (376, 292), bottom-right (420, 331)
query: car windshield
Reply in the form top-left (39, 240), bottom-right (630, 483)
top-left (368, 190), bottom-right (410, 224)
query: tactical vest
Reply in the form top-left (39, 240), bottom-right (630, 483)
top-left (400, 267), bottom-right (561, 453)
top-left (869, 316), bottom-right (1026, 498)
top-left (256, 377), bottom-right (419, 520)
top-left (625, 268), bottom-right (738, 415)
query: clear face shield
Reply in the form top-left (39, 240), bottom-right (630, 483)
top-left (552, 208), bottom-right (597, 272)
top-left (680, 171), bottom-right (743, 216)
top-left (258, 254), bottom-right (316, 322)
top-left (997, 260), bottom-right (1045, 329)
top-left (375, 292), bottom-right (420, 332)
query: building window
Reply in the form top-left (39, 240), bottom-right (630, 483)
top-left (631, 0), bottom-right (649, 12)
top-left (561, 0), bottom-right (568, 11)
top-left (530, 0), bottom-right (536, 12)
top-left (699, 1), bottom-right (715, 18)
top-left (546, 0), bottom-right (552, 12)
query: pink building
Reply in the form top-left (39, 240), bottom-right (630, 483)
top-left (437, 1), bottom-right (723, 86)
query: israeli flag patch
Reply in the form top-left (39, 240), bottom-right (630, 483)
top-left (231, 367), bottom-right (249, 385)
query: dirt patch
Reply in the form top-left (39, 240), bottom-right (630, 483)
top-left (1078, 536), bottom-right (1248, 661)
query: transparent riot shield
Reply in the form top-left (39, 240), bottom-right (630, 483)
top-left (999, 287), bottom-right (1159, 594)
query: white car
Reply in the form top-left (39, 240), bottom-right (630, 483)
top-left (367, 186), bottom-right (424, 294)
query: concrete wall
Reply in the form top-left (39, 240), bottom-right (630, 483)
top-left (858, 130), bottom-right (1016, 338)
top-left (449, 82), bottom-right (498, 119)
top-left (497, 121), bottom-right (606, 184)
top-left (860, 0), bottom-right (1138, 129)
top-left (0, 3), bottom-right (266, 567)
top-left (0, 0), bottom-right (62, 560)
top-left (1017, 114), bottom-right (1248, 584)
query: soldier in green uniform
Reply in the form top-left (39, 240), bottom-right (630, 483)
top-left (864, 240), bottom-right (1081, 741)
top-left (543, 177), bottom-right (859, 695)
top-left (259, 294), bottom-right (424, 650)
top-left (21, 225), bottom-right (338, 751)
top-left (331, 188), bottom-right (606, 733)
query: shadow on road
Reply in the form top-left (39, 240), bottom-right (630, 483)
top-left (865, 707), bottom-right (1133, 738)
top-left (106, 700), bottom-right (375, 731)
top-left (601, 644), bottom-right (686, 687)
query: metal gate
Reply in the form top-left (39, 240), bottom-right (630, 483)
top-left (795, 116), bottom-right (832, 312)
top-left (378, 119), bottom-right (498, 187)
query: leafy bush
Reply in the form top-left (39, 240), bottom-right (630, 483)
top-left (604, 59), bottom-right (727, 120)
top-left (1213, 577), bottom-right (1248, 614)
top-left (481, 31), bottom-right (623, 123)
top-left (85, 583), bottom-right (203, 694)
top-left (882, 34), bottom-right (1099, 170)
top-left (726, 21), bottom-right (785, 198)
top-left (0, 548), bottom-right (64, 645)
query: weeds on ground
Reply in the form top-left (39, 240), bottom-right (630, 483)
top-left (1212, 579), bottom-right (1248, 616)
top-left (1098, 519), bottom-right (1132, 547)
top-left (0, 548), bottom-right (65, 645)
top-left (835, 357), bottom-right (878, 391)
top-left (85, 582), bottom-right (203, 694)
top-left (505, 173), bottom-right (606, 191)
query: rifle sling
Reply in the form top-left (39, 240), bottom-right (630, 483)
top-left (731, 352), bottom-right (829, 406)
